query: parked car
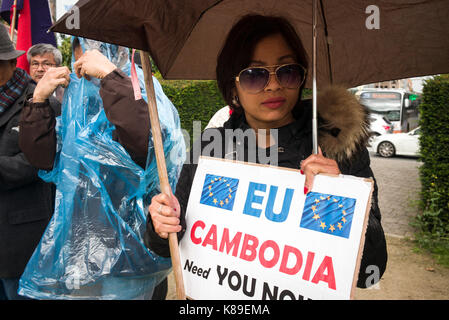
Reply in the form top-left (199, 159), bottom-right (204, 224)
top-left (369, 113), bottom-right (394, 136)
top-left (371, 127), bottom-right (421, 158)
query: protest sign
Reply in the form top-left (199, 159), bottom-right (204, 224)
top-left (179, 157), bottom-right (373, 300)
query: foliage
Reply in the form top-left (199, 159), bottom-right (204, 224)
top-left (412, 74), bottom-right (449, 266)
top-left (302, 88), bottom-right (312, 99)
top-left (58, 36), bottom-right (72, 70)
top-left (157, 78), bottom-right (226, 147)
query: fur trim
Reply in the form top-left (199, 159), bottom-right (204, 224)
top-left (317, 86), bottom-right (371, 162)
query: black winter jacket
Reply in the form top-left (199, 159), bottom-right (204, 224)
top-left (144, 86), bottom-right (387, 289)
top-left (0, 82), bottom-right (61, 278)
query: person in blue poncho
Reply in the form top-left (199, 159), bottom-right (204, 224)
top-left (21, 40), bottom-right (150, 170)
top-left (18, 38), bottom-right (185, 300)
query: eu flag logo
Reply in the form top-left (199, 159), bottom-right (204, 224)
top-left (300, 192), bottom-right (356, 238)
top-left (200, 174), bottom-right (239, 211)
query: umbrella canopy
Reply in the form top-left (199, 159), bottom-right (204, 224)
top-left (52, 0), bottom-right (449, 88)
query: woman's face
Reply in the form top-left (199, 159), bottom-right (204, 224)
top-left (235, 33), bottom-right (300, 130)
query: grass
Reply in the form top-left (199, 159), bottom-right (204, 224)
top-left (408, 194), bottom-right (449, 268)
top-left (412, 231), bottom-right (449, 268)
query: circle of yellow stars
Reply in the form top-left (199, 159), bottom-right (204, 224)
top-left (311, 195), bottom-right (348, 233)
top-left (208, 177), bottom-right (233, 207)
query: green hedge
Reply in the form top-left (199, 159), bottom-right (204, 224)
top-left (417, 74), bottom-right (449, 237)
top-left (158, 78), bottom-right (226, 145)
top-left (59, 36), bottom-right (72, 69)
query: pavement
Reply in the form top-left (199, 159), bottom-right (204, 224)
top-left (368, 151), bottom-right (422, 238)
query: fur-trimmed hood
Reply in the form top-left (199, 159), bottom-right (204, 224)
top-left (317, 86), bottom-right (371, 162)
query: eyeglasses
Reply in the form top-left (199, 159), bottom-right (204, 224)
top-left (236, 63), bottom-right (307, 93)
top-left (30, 62), bottom-right (56, 70)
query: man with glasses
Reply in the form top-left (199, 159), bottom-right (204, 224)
top-left (27, 44), bottom-right (64, 102)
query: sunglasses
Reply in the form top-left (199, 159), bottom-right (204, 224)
top-left (236, 63), bottom-right (307, 93)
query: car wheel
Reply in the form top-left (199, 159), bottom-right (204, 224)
top-left (378, 141), bottom-right (395, 158)
top-left (368, 132), bottom-right (380, 145)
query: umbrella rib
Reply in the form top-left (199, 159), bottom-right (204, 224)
top-left (197, 0), bottom-right (224, 20)
top-left (319, 0), bottom-right (333, 85)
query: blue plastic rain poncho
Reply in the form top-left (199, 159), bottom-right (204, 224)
top-left (18, 39), bottom-right (186, 299)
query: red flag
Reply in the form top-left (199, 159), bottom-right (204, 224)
top-left (15, 0), bottom-right (31, 72)
top-left (1, 0), bottom-right (57, 74)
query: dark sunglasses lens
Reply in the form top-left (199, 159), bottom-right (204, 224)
top-left (277, 64), bottom-right (304, 88)
top-left (239, 68), bottom-right (269, 92)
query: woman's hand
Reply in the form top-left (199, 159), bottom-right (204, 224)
top-left (33, 67), bottom-right (71, 103)
top-left (73, 49), bottom-right (116, 80)
top-left (149, 193), bottom-right (182, 239)
top-left (300, 147), bottom-right (341, 194)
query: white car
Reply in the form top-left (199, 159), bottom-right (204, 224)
top-left (369, 113), bottom-right (394, 136)
top-left (371, 127), bottom-right (421, 158)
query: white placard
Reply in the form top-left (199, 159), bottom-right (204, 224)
top-left (179, 157), bottom-right (372, 300)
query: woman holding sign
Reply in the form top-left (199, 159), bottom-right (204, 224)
top-left (146, 15), bottom-right (387, 290)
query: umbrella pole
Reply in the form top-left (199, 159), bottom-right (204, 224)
top-left (139, 51), bottom-right (186, 300)
top-left (312, 0), bottom-right (318, 154)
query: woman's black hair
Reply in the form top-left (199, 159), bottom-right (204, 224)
top-left (216, 14), bottom-right (309, 116)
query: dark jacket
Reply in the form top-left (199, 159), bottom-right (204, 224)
top-left (144, 86), bottom-right (388, 289)
top-left (0, 81), bottom-right (61, 278)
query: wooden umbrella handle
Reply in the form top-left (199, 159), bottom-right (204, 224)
top-left (139, 51), bottom-right (186, 300)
